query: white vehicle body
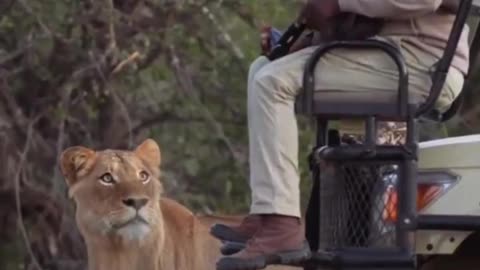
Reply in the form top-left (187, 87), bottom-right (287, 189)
top-left (416, 134), bottom-right (480, 254)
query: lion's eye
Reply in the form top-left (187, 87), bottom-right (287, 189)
top-left (99, 173), bottom-right (115, 185)
top-left (139, 170), bottom-right (150, 184)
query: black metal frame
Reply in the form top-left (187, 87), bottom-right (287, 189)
top-left (301, 39), bottom-right (410, 119)
top-left (296, 0), bottom-right (480, 269)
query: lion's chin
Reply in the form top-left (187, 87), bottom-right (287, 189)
top-left (114, 220), bottom-right (151, 242)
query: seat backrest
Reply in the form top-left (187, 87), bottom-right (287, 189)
top-left (424, 0), bottom-right (480, 121)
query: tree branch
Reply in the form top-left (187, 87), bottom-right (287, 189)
top-left (14, 116), bottom-right (44, 270)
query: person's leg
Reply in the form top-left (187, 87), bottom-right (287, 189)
top-left (211, 56), bottom-right (272, 244)
top-left (217, 37), bottom-right (464, 270)
top-left (217, 49), bottom-right (316, 270)
top-left (247, 40), bottom-right (465, 221)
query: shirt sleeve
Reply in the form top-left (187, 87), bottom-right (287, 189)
top-left (338, 0), bottom-right (443, 19)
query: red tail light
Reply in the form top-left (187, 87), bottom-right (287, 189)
top-left (382, 171), bottom-right (458, 223)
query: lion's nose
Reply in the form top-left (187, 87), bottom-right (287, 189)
top-left (122, 197), bottom-right (149, 210)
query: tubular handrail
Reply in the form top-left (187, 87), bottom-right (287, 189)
top-left (302, 40), bottom-right (409, 118)
top-left (440, 6), bottom-right (480, 121)
top-left (416, 0), bottom-right (473, 117)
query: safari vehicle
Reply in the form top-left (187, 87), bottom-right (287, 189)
top-left (259, 0), bottom-right (480, 269)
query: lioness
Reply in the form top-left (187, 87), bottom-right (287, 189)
top-left (60, 139), bottom-right (299, 270)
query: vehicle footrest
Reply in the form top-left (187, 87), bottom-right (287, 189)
top-left (308, 248), bottom-right (416, 269)
top-left (417, 214), bottom-right (480, 231)
top-left (315, 144), bottom-right (416, 161)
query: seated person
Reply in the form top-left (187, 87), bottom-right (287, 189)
top-left (213, 0), bottom-right (469, 269)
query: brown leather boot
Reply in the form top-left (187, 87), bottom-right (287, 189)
top-left (210, 214), bottom-right (262, 243)
top-left (216, 215), bottom-right (311, 270)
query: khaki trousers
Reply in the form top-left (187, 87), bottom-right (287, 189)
top-left (247, 37), bottom-right (465, 218)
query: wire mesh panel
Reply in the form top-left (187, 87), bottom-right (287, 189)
top-left (318, 159), bottom-right (400, 249)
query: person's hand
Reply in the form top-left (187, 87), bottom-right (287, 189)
top-left (289, 33), bottom-right (313, 53)
top-left (298, 0), bottom-right (340, 31)
top-left (260, 25), bottom-right (272, 55)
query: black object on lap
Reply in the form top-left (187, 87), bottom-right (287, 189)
top-left (267, 22), bottom-right (306, 61)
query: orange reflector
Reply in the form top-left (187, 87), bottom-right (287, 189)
top-left (382, 184), bottom-right (444, 223)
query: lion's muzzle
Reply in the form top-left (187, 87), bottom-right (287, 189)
top-left (122, 197), bottom-right (149, 210)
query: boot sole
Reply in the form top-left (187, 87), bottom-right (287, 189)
top-left (210, 223), bottom-right (250, 243)
top-left (216, 241), bottom-right (311, 270)
top-left (220, 241), bottom-right (247, 256)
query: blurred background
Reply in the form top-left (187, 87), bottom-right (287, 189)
top-left (1, 0), bottom-right (479, 269)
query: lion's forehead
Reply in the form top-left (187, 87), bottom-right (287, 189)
top-left (96, 150), bottom-right (145, 175)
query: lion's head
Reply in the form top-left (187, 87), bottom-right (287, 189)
top-left (59, 139), bottom-right (163, 244)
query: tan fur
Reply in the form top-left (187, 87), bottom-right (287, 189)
top-left (60, 139), bottom-right (299, 270)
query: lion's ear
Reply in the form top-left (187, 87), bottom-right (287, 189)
top-left (59, 146), bottom-right (97, 187)
top-left (134, 138), bottom-right (161, 168)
